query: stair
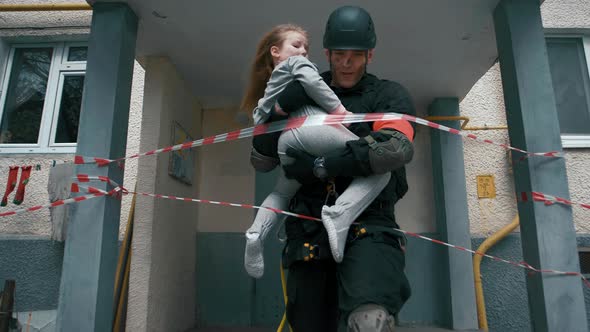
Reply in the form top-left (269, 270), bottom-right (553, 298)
top-left (189, 326), bottom-right (472, 332)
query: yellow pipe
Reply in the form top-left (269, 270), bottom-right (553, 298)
top-left (473, 215), bottom-right (520, 331)
top-left (0, 3), bottom-right (91, 11)
top-left (424, 115), bottom-right (509, 131)
top-left (113, 189), bottom-right (136, 331)
top-left (277, 259), bottom-right (293, 332)
top-left (424, 116), bottom-right (470, 129)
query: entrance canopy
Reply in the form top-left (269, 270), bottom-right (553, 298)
top-left (95, 0), bottom-right (503, 113)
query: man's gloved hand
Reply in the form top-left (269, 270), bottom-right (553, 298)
top-left (283, 148), bottom-right (317, 185)
top-left (283, 148), bottom-right (352, 184)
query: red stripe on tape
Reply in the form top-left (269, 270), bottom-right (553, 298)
top-left (203, 137), bottom-right (215, 145)
top-left (226, 130), bottom-right (241, 141)
top-left (74, 196), bottom-right (87, 202)
top-left (285, 117), bottom-right (307, 130)
top-left (181, 142), bottom-right (193, 150)
top-left (77, 174), bottom-right (90, 182)
top-left (29, 206), bottom-right (43, 211)
top-left (89, 187), bottom-right (101, 194)
top-left (253, 123), bottom-right (270, 136)
top-left (74, 155), bottom-right (84, 164)
top-left (95, 158), bottom-right (110, 167)
top-left (51, 201), bottom-right (65, 207)
top-left (0, 211), bottom-right (16, 217)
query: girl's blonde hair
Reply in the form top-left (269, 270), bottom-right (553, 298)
top-left (241, 24), bottom-right (308, 112)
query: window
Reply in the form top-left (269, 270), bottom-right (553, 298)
top-left (546, 36), bottom-right (590, 148)
top-left (578, 248), bottom-right (590, 278)
top-left (0, 42), bottom-right (87, 153)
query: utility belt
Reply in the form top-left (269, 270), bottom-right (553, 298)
top-left (348, 223), bottom-right (406, 250)
top-left (282, 223), bottom-right (406, 268)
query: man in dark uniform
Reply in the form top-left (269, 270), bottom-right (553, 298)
top-left (250, 6), bottom-right (415, 332)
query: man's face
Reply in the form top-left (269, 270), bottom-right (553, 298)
top-left (325, 49), bottom-right (374, 88)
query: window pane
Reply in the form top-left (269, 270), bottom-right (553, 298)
top-left (0, 48), bottom-right (53, 144)
top-left (546, 38), bottom-right (590, 134)
top-left (55, 75), bottom-right (84, 143)
top-left (67, 47), bottom-right (87, 62)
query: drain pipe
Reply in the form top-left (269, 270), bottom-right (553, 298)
top-left (473, 215), bottom-right (520, 331)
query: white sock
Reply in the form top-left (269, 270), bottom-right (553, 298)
top-left (244, 231), bottom-right (265, 278)
top-left (321, 204), bottom-right (354, 263)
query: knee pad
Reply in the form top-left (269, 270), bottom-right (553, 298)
top-left (347, 304), bottom-right (395, 332)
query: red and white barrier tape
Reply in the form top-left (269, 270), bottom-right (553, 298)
top-left (399, 230), bottom-right (590, 288)
top-left (132, 191), bottom-right (320, 221)
top-left (75, 174), bottom-right (122, 189)
top-left (0, 186), bottom-right (121, 218)
top-left (520, 192), bottom-right (590, 210)
top-left (139, 190), bottom-right (589, 287)
top-left (1, 183), bottom-right (587, 287)
top-left (91, 187), bottom-right (590, 287)
top-left (73, 113), bottom-right (563, 166)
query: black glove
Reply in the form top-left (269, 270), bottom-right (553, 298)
top-left (283, 148), bottom-right (318, 185)
top-left (277, 81), bottom-right (318, 114)
top-left (283, 147), bottom-right (354, 184)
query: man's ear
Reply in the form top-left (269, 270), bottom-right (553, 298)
top-left (324, 49), bottom-right (330, 61)
top-left (367, 49), bottom-right (375, 64)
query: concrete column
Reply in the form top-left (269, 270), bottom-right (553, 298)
top-left (56, 3), bottom-right (137, 331)
top-left (494, 0), bottom-right (587, 331)
top-left (429, 97), bottom-right (478, 330)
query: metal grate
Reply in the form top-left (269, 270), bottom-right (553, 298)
top-left (578, 249), bottom-right (590, 276)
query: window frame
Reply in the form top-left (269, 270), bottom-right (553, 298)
top-left (545, 34), bottom-right (590, 149)
top-left (49, 71), bottom-right (86, 148)
top-left (0, 42), bottom-right (86, 154)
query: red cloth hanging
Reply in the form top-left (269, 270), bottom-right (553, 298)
top-left (13, 166), bottom-right (32, 205)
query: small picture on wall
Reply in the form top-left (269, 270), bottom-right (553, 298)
top-left (168, 121), bottom-right (195, 185)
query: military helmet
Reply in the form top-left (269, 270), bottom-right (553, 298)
top-left (323, 6), bottom-right (377, 50)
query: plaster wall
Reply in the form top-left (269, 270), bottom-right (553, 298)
top-left (196, 107), bottom-right (255, 233)
top-left (0, 4), bottom-right (144, 240)
top-left (0, 0), bottom-right (91, 40)
top-left (461, 0), bottom-right (590, 236)
top-left (127, 56), bottom-right (201, 332)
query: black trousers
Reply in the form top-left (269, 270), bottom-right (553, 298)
top-left (286, 260), bottom-right (339, 332)
top-left (285, 229), bottom-right (411, 332)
